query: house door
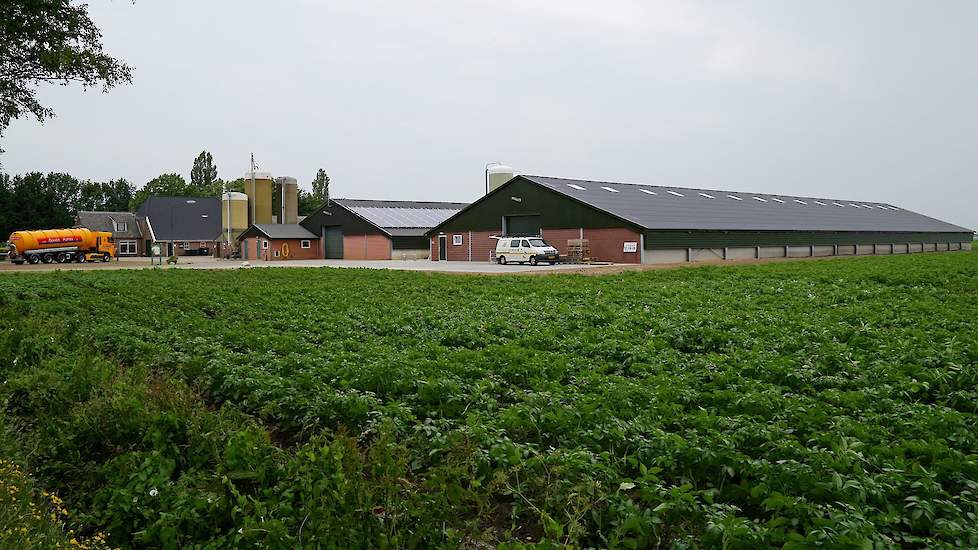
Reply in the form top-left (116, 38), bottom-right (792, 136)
top-left (438, 235), bottom-right (448, 261)
top-left (167, 242), bottom-right (174, 256)
top-left (144, 240), bottom-right (152, 256)
top-left (323, 227), bottom-right (344, 259)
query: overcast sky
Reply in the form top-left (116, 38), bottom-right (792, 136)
top-left (4, 0), bottom-right (976, 229)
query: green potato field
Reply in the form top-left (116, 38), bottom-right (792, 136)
top-left (1, 251), bottom-right (977, 548)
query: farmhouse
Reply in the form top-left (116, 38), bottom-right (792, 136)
top-left (298, 199), bottom-right (467, 260)
top-left (427, 175), bottom-right (973, 263)
top-left (75, 211), bottom-right (144, 256)
top-left (136, 196), bottom-right (222, 257)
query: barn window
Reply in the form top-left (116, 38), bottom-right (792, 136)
top-left (300, 240), bottom-right (311, 249)
top-left (262, 240), bottom-right (269, 249)
top-left (453, 234), bottom-right (463, 246)
top-left (274, 250), bottom-right (280, 257)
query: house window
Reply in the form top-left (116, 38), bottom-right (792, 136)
top-left (181, 242), bottom-right (190, 249)
top-left (300, 240), bottom-right (311, 249)
top-left (118, 241), bottom-right (137, 255)
top-left (114, 221), bottom-right (127, 232)
top-left (453, 234), bottom-right (463, 246)
top-left (262, 240), bottom-right (269, 250)
top-left (274, 250), bottom-right (280, 257)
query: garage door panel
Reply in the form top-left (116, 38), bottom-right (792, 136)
top-left (506, 215), bottom-right (541, 236)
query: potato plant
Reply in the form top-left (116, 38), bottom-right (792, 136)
top-left (0, 250), bottom-right (977, 548)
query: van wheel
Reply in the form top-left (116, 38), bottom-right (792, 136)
top-left (498, 256), bottom-right (507, 265)
top-left (529, 256), bottom-right (538, 266)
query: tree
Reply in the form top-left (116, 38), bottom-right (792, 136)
top-left (311, 168), bottom-right (330, 205)
top-left (0, 1), bottom-right (133, 158)
top-left (78, 178), bottom-right (134, 211)
top-left (130, 173), bottom-right (188, 211)
top-left (190, 150), bottom-right (219, 194)
top-left (297, 189), bottom-right (320, 217)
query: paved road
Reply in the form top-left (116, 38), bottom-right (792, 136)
top-left (0, 256), bottom-right (615, 274)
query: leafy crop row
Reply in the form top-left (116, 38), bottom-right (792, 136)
top-left (1, 251), bottom-right (977, 548)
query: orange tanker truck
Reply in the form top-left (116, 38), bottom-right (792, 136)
top-left (7, 228), bottom-right (116, 264)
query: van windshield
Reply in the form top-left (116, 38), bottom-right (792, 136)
top-left (528, 238), bottom-right (547, 247)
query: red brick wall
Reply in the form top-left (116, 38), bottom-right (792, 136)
top-left (432, 229), bottom-right (501, 261)
top-left (343, 234), bottom-right (391, 260)
top-left (240, 237), bottom-right (319, 260)
top-left (581, 227), bottom-right (641, 263)
top-left (540, 228), bottom-right (581, 257)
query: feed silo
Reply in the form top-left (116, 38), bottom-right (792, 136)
top-left (244, 170), bottom-right (273, 225)
top-left (221, 192), bottom-right (249, 256)
top-left (486, 164), bottom-right (517, 194)
top-left (275, 176), bottom-right (299, 224)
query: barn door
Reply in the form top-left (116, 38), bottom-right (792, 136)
top-left (323, 227), bottom-right (344, 259)
top-left (505, 214), bottom-right (541, 237)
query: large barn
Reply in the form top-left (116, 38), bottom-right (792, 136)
top-left (427, 175), bottom-right (972, 264)
top-left (299, 199), bottom-right (467, 260)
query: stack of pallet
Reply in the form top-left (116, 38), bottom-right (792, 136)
top-left (565, 238), bottom-right (592, 264)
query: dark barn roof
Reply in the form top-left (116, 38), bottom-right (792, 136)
top-left (136, 196), bottom-right (222, 241)
top-left (238, 224), bottom-right (318, 240)
top-left (332, 199), bottom-right (467, 237)
top-left (459, 175), bottom-right (969, 233)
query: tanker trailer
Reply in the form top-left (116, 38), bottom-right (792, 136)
top-left (7, 228), bottom-right (116, 264)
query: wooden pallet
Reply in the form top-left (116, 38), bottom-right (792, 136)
top-left (564, 239), bottom-right (593, 264)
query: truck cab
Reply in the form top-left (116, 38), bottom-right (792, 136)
top-left (495, 236), bottom-right (559, 265)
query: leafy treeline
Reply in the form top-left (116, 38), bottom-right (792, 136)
top-left (0, 172), bottom-right (133, 238)
top-left (1, 150), bottom-right (332, 237)
top-left (1, 252), bottom-right (977, 547)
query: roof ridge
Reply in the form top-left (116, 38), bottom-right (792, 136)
top-left (521, 174), bottom-right (895, 207)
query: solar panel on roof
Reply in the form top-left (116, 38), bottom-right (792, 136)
top-left (348, 206), bottom-right (461, 228)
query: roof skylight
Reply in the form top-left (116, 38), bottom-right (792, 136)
top-left (833, 202), bottom-right (845, 207)
top-left (794, 199), bottom-right (807, 205)
top-left (753, 197), bottom-right (767, 202)
top-left (667, 190), bottom-right (684, 197)
top-left (848, 203), bottom-right (861, 208)
top-left (600, 186), bottom-right (619, 193)
top-left (771, 198), bottom-right (785, 203)
top-left (875, 205), bottom-right (888, 209)
top-left (814, 201), bottom-right (827, 206)
top-left (567, 184), bottom-right (586, 190)
top-left (698, 192), bottom-right (715, 199)
top-left (727, 194), bottom-right (743, 201)
top-left (639, 189), bottom-right (657, 195)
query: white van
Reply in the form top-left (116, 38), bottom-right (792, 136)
top-left (495, 237), bottom-right (560, 265)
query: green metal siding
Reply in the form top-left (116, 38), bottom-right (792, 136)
top-left (434, 178), bottom-right (634, 233)
top-left (644, 230), bottom-right (973, 249)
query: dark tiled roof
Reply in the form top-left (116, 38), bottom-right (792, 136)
top-left (136, 196), bottom-right (222, 241)
top-left (333, 198), bottom-right (467, 231)
top-left (522, 175), bottom-right (971, 233)
top-left (76, 211), bottom-right (142, 239)
top-left (240, 224), bottom-right (317, 240)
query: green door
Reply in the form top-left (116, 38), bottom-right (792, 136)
top-left (505, 215), bottom-right (541, 236)
top-left (323, 227), bottom-right (344, 259)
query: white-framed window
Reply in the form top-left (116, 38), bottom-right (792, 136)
top-left (274, 250), bottom-right (280, 258)
top-left (262, 240), bottom-right (269, 250)
top-left (118, 241), bottom-right (137, 255)
top-left (453, 234), bottom-right (463, 246)
top-left (114, 221), bottom-right (128, 232)
top-left (300, 240), bottom-right (311, 249)
top-left (180, 241), bottom-right (190, 249)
